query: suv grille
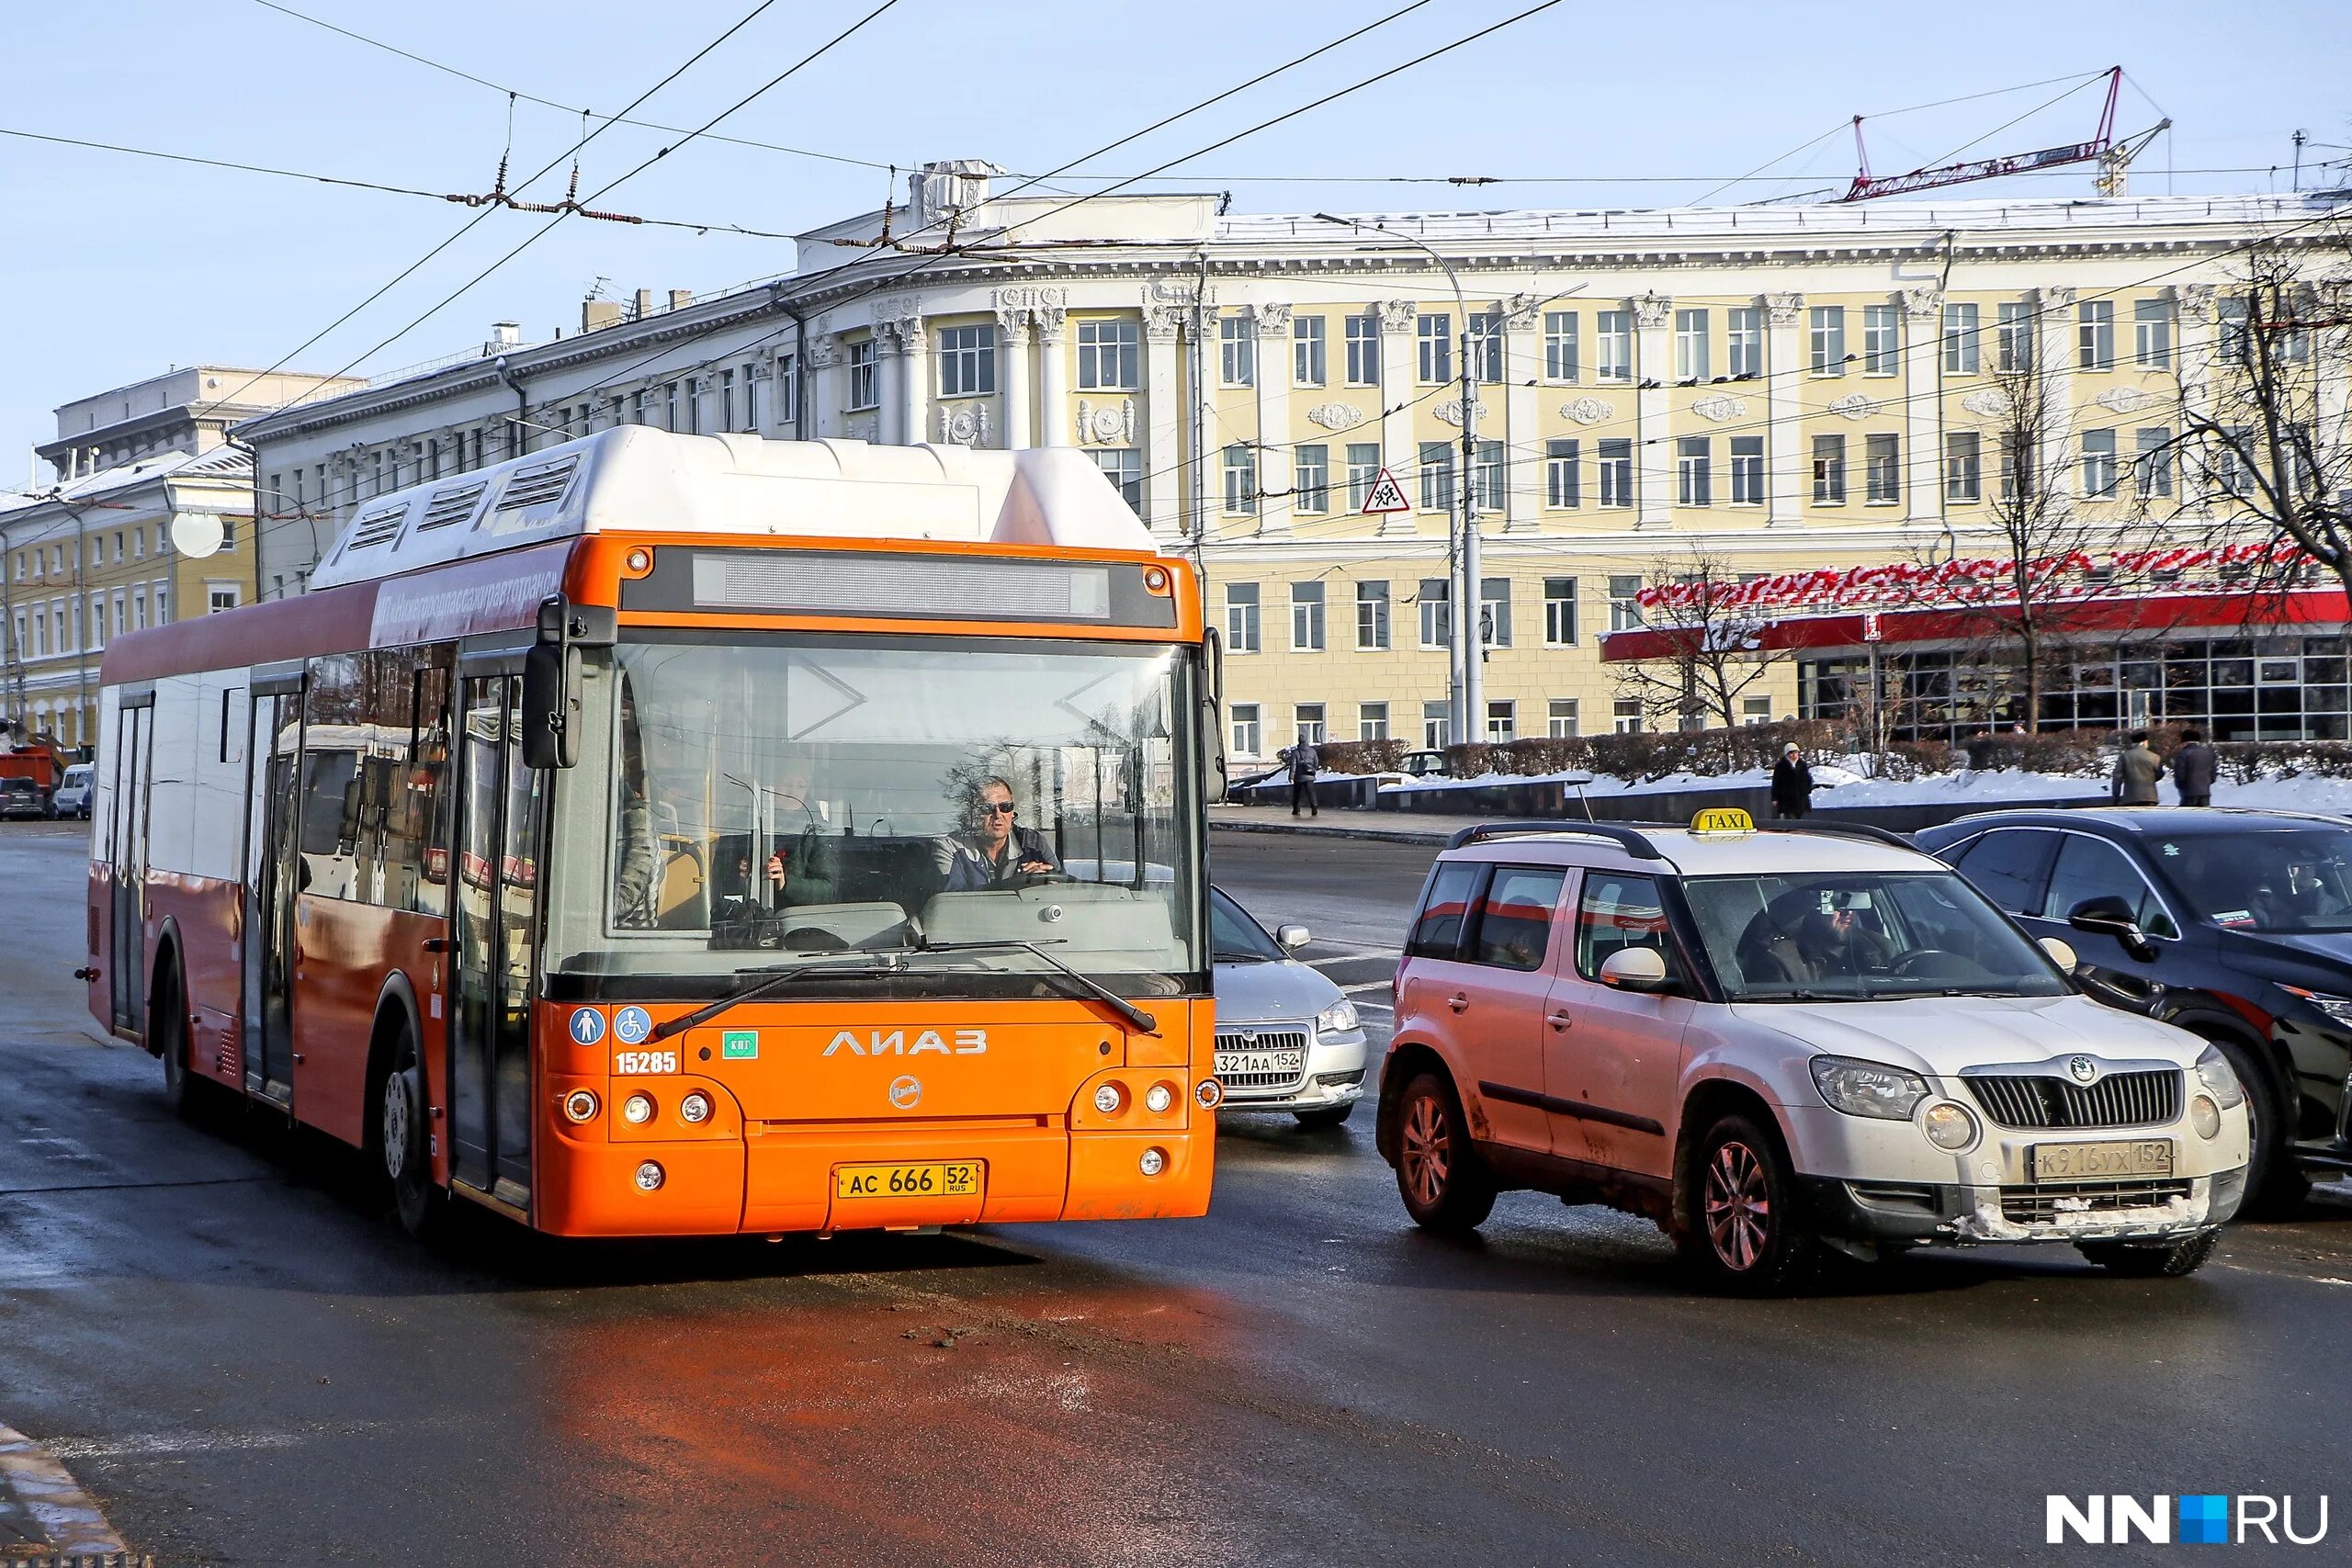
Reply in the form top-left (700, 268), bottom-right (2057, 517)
top-left (2000, 1179), bottom-right (2192, 1224)
top-left (1215, 1028), bottom-right (1309, 1095)
top-left (1964, 1069), bottom-right (2182, 1130)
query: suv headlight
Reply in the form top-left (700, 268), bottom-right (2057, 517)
top-left (2193, 1044), bottom-right (2246, 1110)
top-left (1316, 998), bottom-right (1360, 1034)
top-left (1810, 1055), bottom-right (1931, 1120)
top-left (2280, 985), bottom-right (2352, 1031)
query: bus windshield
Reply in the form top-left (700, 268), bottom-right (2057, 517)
top-left (544, 631), bottom-right (1203, 992)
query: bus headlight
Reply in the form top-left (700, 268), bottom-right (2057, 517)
top-left (1139, 1147), bottom-right (1167, 1177)
top-left (1195, 1078), bottom-right (1224, 1110)
top-left (561, 1089), bottom-right (600, 1123)
top-left (1092, 1083), bottom-right (1125, 1115)
top-left (634, 1160), bottom-right (664, 1191)
top-left (623, 1093), bottom-right (655, 1125)
top-left (679, 1091), bottom-right (713, 1125)
top-left (1145, 1083), bottom-right (1174, 1114)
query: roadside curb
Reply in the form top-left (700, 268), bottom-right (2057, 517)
top-left (0, 1426), bottom-right (134, 1564)
top-left (1210, 818), bottom-right (1450, 846)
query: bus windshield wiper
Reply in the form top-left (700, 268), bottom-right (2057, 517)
top-left (648, 948), bottom-right (920, 1041)
top-left (920, 939), bottom-right (1159, 1035)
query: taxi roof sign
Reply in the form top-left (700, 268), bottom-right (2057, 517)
top-left (1690, 807), bottom-right (1756, 836)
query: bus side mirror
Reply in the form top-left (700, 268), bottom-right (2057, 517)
top-left (521, 643), bottom-right (581, 770)
top-left (1200, 626), bottom-right (1227, 804)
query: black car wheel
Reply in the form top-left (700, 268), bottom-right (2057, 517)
top-left (1393, 1073), bottom-right (1495, 1235)
top-left (1679, 1113), bottom-right (1819, 1295)
top-left (2204, 1035), bottom-right (2309, 1220)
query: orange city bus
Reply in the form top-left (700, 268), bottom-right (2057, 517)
top-left (86, 426), bottom-right (1222, 1237)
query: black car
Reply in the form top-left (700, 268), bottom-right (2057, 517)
top-left (1916, 807), bottom-right (2352, 1213)
top-left (0, 775), bottom-right (50, 819)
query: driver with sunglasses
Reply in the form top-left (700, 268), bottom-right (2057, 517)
top-left (933, 774), bottom-right (1062, 891)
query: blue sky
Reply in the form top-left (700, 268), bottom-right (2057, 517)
top-left (3, 0), bottom-right (2346, 474)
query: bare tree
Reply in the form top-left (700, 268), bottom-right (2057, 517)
top-left (1614, 550), bottom-right (1793, 731)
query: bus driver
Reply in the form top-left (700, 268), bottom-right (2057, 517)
top-left (934, 775), bottom-right (1061, 890)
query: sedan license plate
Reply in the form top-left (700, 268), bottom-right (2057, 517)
top-left (1216, 1049), bottom-right (1305, 1078)
top-left (2030, 1140), bottom-right (2175, 1181)
top-left (834, 1161), bottom-right (982, 1200)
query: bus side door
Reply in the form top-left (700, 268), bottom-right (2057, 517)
top-left (106, 690), bottom-right (154, 1038)
top-left (240, 680), bottom-right (302, 1102)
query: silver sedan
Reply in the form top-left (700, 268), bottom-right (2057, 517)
top-left (1212, 886), bottom-right (1368, 1128)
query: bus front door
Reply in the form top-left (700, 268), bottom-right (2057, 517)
top-left (106, 696), bottom-right (153, 1037)
top-left (448, 675), bottom-right (544, 1209)
top-left (241, 689), bottom-right (300, 1102)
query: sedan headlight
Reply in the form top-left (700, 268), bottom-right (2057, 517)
top-left (1810, 1055), bottom-right (1931, 1120)
top-left (2280, 985), bottom-right (2352, 1032)
top-left (2193, 1044), bottom-right (2246, 1110)
top-left (1316, 998), bottom-right (1360, 1034)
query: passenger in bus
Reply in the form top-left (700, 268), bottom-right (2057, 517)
top-left (612, 780), bottom-right (659, 925)
top-left (763, 828), bottom-right (841, 906)
top-left (933, 775), bottom-right (1061, 890)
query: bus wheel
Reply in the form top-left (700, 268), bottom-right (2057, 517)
top-left (380, 1035), bottom-right (443, 1239)
top-left (154, 965), bottom-right (211, 1123)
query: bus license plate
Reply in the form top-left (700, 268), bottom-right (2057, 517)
top-left (1216, 1049), bottom-right (1304, 1077)
top-left (2031, 1140), bottom-right (2174, 1181)
top-left (834, 1161), bottom-right (982, 1200)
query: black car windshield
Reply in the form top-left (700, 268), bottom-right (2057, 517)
top-left (1682, 871), bottom-right (2072, 1001)
top-left (1211, 887), bottom-right (1284, 963)
top-left (2151, 828), bottom-right (2352, 933)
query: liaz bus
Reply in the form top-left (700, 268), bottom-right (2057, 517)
top-left (86, 427), bottom-right (1222, 1238)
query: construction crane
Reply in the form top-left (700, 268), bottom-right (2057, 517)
top-left (1838, 68), bottom-right (2170, 202)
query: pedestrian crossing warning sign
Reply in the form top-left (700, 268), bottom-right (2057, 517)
top-left (1360, 467), bottom-right (1411, 514)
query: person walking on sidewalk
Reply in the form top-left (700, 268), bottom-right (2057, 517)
top-left (1770, 742), bottom-right (1815, 820)
top-left (2111, 731), bottom-right (2165, 806)
top-left (2172, 728), bottom-right (2218, 807)
top-left (1287, 737), bottom-right (1322, 818)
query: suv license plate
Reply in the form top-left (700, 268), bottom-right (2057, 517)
top-left (1216, 1049), bottom-right (1305, 1077)
top-left (2030, 1140), bottom-right (2175, 1181)
top-left (834, 1161), bottom-right (982, 1200)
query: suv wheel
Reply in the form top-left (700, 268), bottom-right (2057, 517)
top-left (2206, 1035), bottom-right (2309, 1220)
top-left (1393, 1073), bottom-right (1496, 1235)
top-left (1680, 1113), bottom-right (1818, 1295)
top-left (2077, 1230), bottom-right (2220, 1278)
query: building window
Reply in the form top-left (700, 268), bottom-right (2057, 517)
top-left (1727, 306), bottom-right (1763, 378)
top-left (741, 361), bottom-right (762, 430)
top-left (1862, 304), bottom-right (1901, 375)
top-left (153, 582), bottom-right (168, 623)
top-left (208, 585), bottom-right (239, 615)
top-left (1230, 703), bottom-right (1261, 758)
top-left (1291, 583), bottom-right (1326, 651)
top-left (1545, 439), bottom-right (1581, 507)
top-left (1946, 431), bottom-right (1983, 502)
top-left (1809, 306), bottom-right (1846, 375)
top-left (1865, 434), bottom-right (1900, 503)
top-left (1468, 309), bottom-right (1504, 384)
top-left (1596, 310), bottom-right (1633, 382)
top-left (1295, 703), bottom-right (1327, 746)
top-left (1222, 446), bottom-right (1258, 514)
top-left (1089, 448), bottom-right (1143, 511)
top-left (1417, 314), bottom-right (1452, 384)
top-left (1358, 701), bottom-right (1389, 741)
top-left (1743, 696), bottom-right (1772, 726)
top-left (717, 371), bottom-right (735, 433)
top-left (1730, 434), bottom-right (1765, 504)
top-left (2078, 300), bottom-right (2116, 370)
top-left (1293, 315), bottom-right (1326, 387)
top-left (86, 592), bottom-right (103, 649)
top-left (1419, 443), bottom-right (1454, 512)
top-left (1356, 581), bottom-right (1390, 650)
top-left (1418, 578), bottom-right (1451, 649)
top-left (2135, 426), bottom-right (2173, 499)
top-left (2082, 428), bottom-right (2120, 497)
top-left (1996, 301), bottom-right (2034, 372)
top-left (1473, 440), bottom-right (1504, 513)
top-left (1613, 698), bottom-right (1645, 734)
top-left (1598, 439), bottom-right (1634, 509)
top-left (937, 324), bottom-right (997, 396)
top-left (1486, 701), bottom-right (1516, 743)
top-left (1225, 583), bottom-right (1261, 652)
top-left (1544, 310), bottom-right (1579, 381)
top-left (2216, 296), bottom-right (2249, 361)
top-left (1813, 434), bottom-right (1847, 503)
top-left (1942, 302), bottom-right (1981, 373)
top-left (1480, 578), bottom-right (1511, 649)
top-left (1675, 309), bottom-right (1710, 381)
top-left (847, 342), bottom-right (877, 410)
top-left (1609, 574), bottom-right (1643, 632)
top-left (1219, 316), bottom-right (1255, 387)
top-left (1677, 436), bottom-right (1713, 506)
top-left (1344, 312), bottom-right (1379, 386)
top-left (2000, 434), bottom-right (2034, 501)
top-left (1292, 445), bottom-right (1330, 514)
top-left (1421, 701), bottom-right (1451, 750)
top-left (775, 353), bottom-right (797, 423)
top-left (1547, 699), bottom-right (1580, 738)
top-left (1544, 578), bottom-right (1577, 646)
top-left (2134, 299), bottom-right (2172, 369)
top-left (1345, 443), bottom-right (1380, 510)
top-left (1077, 319), bottom-right (1139, 389)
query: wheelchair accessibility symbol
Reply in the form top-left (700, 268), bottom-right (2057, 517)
top-left (614, 1006), bottom-right (653, 1045)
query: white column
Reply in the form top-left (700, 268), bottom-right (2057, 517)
top-left (1503, 293), bottom-right (1542, 531)
top-left (1035, 304), bottom-right (1069, 445)
top-left (807, 340), bottom-right (841, 439)
top-left (1634, 292), bottom-right (1672, 526)
top-left (894, 317), bottom-right (927, 448)
top-left (1377, 299), bottom-right (1417, 536)
top-left (1904, 287), bottom-right (1943, 522)
top-left (1252, 304), bottom-right (1293, 536)
top-left (1764, 293), bottom-right (1804, 525)
top-left (1144, 305), bottom-right (1184, 536)
top-left (2038, 285), bottom-right (2077, 503)
top-left (999, 310), bottom-right (1034, 448)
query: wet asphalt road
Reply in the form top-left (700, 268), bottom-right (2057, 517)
top-left (5, 822), bottom-right (2352, 1566)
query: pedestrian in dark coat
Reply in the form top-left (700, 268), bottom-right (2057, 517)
top-left (1770, 742), bottom-right (1815, 819)
top-left (2172, 728), bottom-right (2219, 807)
top-left (1287, 739), bottom-right (1321, 818)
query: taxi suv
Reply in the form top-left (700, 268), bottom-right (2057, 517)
top-left (1376, 816), bottom-right (2253, 1292)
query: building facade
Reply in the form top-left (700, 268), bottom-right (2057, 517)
top-left (231, 168), bottom-right (2345, 764)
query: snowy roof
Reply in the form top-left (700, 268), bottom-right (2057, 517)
top-left (0, 446), bottom-right (250, 528)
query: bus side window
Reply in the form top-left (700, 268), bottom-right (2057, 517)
top-left (394, 659), bottom-right (453, 914)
